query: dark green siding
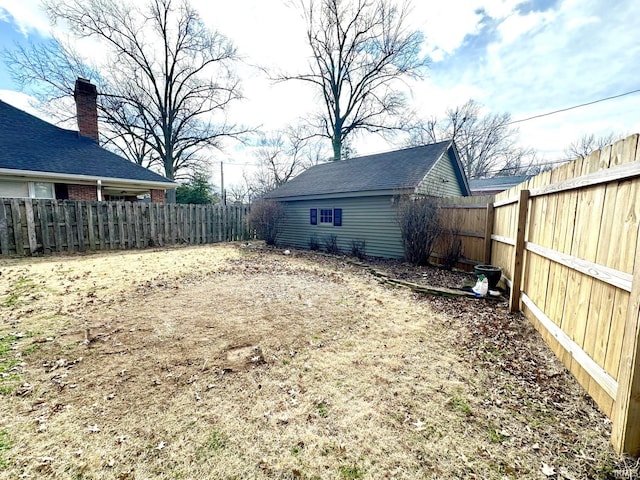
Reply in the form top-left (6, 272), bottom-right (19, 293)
top-left (278, 196), bottom-right (404, 258)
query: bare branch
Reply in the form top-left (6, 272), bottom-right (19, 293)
top-left (407, 99), bottom-right (538, 179)
top-left (279, 0), bottom-right (428, 160)
top-left (6, 0), bottom-right (245, 202)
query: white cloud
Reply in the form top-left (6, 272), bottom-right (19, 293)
top-left (497, 10), bottom-right (554, 45)
top-left (0, 0), bottom-right (51, 37)
top-left (565, 15), bottom-right (600, 31)
top-left (414, 0), bottom-right (530, 61)
top-left (0, 89), bottom-right (42, 115)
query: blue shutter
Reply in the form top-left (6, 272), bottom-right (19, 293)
top-left (310, 208), bottom-right (317, 225)
top-left (333, 208), bottom-right (342, 227)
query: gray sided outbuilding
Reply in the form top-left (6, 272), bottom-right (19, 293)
top-left (264, 141), bottom-right (470, 259)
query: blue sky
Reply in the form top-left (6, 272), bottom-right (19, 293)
top-left (0, 0), bottom-right (639, 183)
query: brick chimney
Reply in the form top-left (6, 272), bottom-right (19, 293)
top-left (74, 78), bottom-right (99, 143)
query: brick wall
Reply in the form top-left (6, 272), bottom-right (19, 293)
top-left (74, 78), bottom-right (99, 143)
top-left (151, 189), bottom-right (166, 204)
top-left (68, 184), bottom-right (99, 201)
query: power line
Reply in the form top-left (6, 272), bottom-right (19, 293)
top-left (476, 157), bottom-right (576, 177)
top-left (507, 88), bottom-right (640, 125)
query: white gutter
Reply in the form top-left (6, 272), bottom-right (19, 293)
top-left (0, 167), bottom-right (178, 189)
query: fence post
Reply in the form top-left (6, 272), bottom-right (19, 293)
top-left (484, 201), bottom-right (495, 264)
top-left (611, 225), bottom-right (640, 455)
top-left (509, 189), bottom-right (530, 312)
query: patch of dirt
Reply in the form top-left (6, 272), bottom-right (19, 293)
top-left (0, 243), bottom-right (635, 479)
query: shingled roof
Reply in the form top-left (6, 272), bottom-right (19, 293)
top-left (469, 175), bottom-right (532, 194)
top-left (0, 100), bottom-right (173, 187)
top-left (264, 141), bottom-right (467, 199)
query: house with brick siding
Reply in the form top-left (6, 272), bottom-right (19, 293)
top-left (0, 78), bottom-right (175, 202)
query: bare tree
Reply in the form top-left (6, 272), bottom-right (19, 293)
top-left (281, 0), bottom-right (428, 161)
top-left (245, 126), bottom-right (330, 198)
top-left (226, 183), bottom-right (251, 205)
top-left (5, 0), bottom-right (245, 202)
top-left (408, 100), bottom-right (537, 179)
top-left (564, 132), bottom-right (624, 159)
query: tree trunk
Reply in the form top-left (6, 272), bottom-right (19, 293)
top-left (332, 136), bottom-right (342, 161)
top-left (164, 156), bottom-right (176, 203)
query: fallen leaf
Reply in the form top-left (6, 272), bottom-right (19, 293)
top-left (156, 441), bottom-right (166, 450)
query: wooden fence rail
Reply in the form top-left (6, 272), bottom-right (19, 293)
top-left (431, 195), bottom-right (494, 270)
top-left (437, 134), bottom-right (640, 456)
top-left (0, 199), bottom-right (251, 256)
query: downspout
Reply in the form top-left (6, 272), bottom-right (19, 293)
top-left (97, 180), bottom-right (102, 201)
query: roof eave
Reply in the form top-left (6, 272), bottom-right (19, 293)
top-left (0, 167), bottom-right (177, 189)
top-left (447, 142), bottom-right (471, 196)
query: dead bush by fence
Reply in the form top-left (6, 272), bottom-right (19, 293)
top-left (397, 195), bottom-right (441, 266)
top-left (246, 200), bottom-right (285, 246)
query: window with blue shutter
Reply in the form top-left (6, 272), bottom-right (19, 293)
top-left (333, 208), bottom-right (342, 226)
top-left (310, 208), bottom-right (317, 225)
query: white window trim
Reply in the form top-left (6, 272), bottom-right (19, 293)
top-left (29, 182), bottom-right (56, 199)
top-left (319, 208), bottom-right (333, 224)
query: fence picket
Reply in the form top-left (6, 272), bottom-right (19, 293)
top-left (0, 200), bottom-right (9, 255)
top-left (106, 203), bottom-right (115, 249)
top-left (24, 199), bottom-right (38, 255)
top-left (51, 201), bottom-right (62, 252)
top-left (96, 202), bottom-right (106, 250)
top-left (37, 200), bottom-right (50, 253)
top-left (10, 199), bottom-right (24, 255)
top-left (87, 202), bottom-right (97, 251)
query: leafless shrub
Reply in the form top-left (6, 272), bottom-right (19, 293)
top-left (323, 235), bottom-right (340, 254)
top-left (247, 200), bottom-right (285, 246)
top-left (350, 239), bottom-right (366, 259)
top-left (309, 235), bottom-right (320, 251)
top-left (396, 195), bottom-right (441, 266)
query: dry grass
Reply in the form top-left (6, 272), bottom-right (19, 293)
top-left (0, 243), bottom-right (630, 479)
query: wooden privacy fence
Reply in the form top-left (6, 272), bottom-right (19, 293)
top-left (0, 199), bottom-right (251, 256)
top-left (439, 134), bottom-right (640, 455)
top-left (432, 196), bottom-right (494, 270)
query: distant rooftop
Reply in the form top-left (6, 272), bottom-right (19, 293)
top-left (469, 175), bottom-right (532, 194)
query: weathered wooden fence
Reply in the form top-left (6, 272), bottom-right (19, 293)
top-left (0, 200), bottom-right (250, 256)
top-left (437, 134), bottom-right (640, 455)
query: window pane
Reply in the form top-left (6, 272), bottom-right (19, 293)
top-left (0, 180), bottom-right (29, 198)
top-left (320, 209), bottom-right (333, 223)
top-left (33, 182), bottom-right (55, 199)
top-left (310, 208), bottom-right (317, 225)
